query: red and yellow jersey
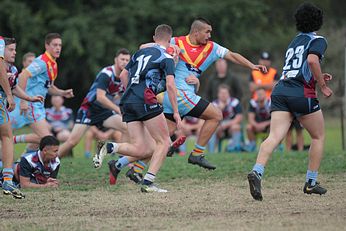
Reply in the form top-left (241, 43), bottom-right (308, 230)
top-left (171, 35), bottom-right (229, 92)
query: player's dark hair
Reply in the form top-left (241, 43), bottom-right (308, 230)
top-left (22, 52), bottom-right (35, 62)
top-left (39, 135), bottom-right (60, 151)
top-left (295, 3), bottom-right (323, 33)
top-left (218, 84), bottom-right (230, 93)
top-left (4, 37), bottom-right (16, 45)
top-left (45, 33), bottom-right (61, 44)
top-left (154, 24), bottom-right (173, 40)
top-left (115, 48), bottom-right (130, 57)
top-left (190, 17), bottom-right (211, 33)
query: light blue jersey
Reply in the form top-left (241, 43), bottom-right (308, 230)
top-left (163, 35), bottom-right (228, 116)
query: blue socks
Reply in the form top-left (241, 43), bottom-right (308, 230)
top-left (115, 157), bottom-right (130, 170)
top-left (306, 170), bottom-right (318, 186)
top-left (252, 163), bottom-right (265, 178)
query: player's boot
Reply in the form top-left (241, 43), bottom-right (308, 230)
top-left (2, 181), bottom-right (25, 199)
top-left (93, 141), bottom-right (108, 168)
top-left (247, 170), bottom-right (263, 201)
top-left (188, 153), bottom-right (216, 170)
top-left (108, 160), bottom-right (121, 185)
top-left (141, 183), bottom-right (168, 193)
top-left (303, 181), bottom-right (327, 195)
top-left (167, 136), bottom-right (187, 157)
top-left (126, 167), bottom-right (143, 184)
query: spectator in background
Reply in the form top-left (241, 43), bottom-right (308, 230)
top-left (21, 52), bottom-right (36, 72)
top-left (249, 52), bottom-right (279, 100)
top-left (208, 84), bottom-right (243, 152)
top-left (84, 126), bottom-right (121, 158)
top-left (245, 88), bottom-right (271, 152)
top-left (0, 136), bottom-right (61, 189)
top-left (46, 95), bottom-right (73, 142)
top-left (286, 120), bottom-right (305, 151)
top-left (206, 58), bottom-right (242, 101)
top-left (174, 116), bottom-right (203, 156)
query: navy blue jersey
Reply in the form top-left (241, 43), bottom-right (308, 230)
top-left (120, 45), bottom-right (175, 105)
top-left (80, 65), bottom-right (124, 110)
top-left (273, 32), bottom-right (327, 98)
top-left (249, 99), bottom-right (271, 122)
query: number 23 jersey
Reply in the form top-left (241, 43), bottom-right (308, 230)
top-left (273, 32), bottom-right (327, 98)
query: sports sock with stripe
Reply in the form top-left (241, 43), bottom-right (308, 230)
top-left (143, 172), bottom-right (155, 185)
top-left (2, 168), bottom-right (14, 182)
top-left (133, 160), bottom-right (147, 174)
top-left (191, 144), bottom-right (205, 156)
top-left (306, 170), bottom-right (318, 186)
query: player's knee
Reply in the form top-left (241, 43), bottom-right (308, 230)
top-left (215, 108), bottom-right (223, 122)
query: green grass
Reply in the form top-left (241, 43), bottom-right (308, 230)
top-left (12, 118), bottom-right (345, 192)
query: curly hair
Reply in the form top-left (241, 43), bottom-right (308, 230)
top-left (295, 3), bottom-right (323, 33)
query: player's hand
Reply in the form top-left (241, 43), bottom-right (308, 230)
top-left (185, 75), bottom-right (199, 85)
top-left (6, 95), bottom-right (15, 112)
top-left (323, 73), bottom-right (332, 82)
top-left (46, 178), bottom-right (59, 187)
top-left (20, 100), bottom-right (28, 115)
top-left (63, 89), bottom-right (74, 98)
top-left (173, 112), bottom-right (182, 130)
top-left (253, 65), bottom-right (267, 73)
top-left (29, 95), bottom-right (44, 103)
top-left (320, 85), bottom-right (333, 98)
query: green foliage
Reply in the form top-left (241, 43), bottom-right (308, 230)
top-left (0, 0), bottom-right (345, 111)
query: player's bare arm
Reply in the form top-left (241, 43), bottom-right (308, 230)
top-left (20, 176), bottom-right (58, 188)
top-left (166, 75), bottom-right (182, 129)
top-left (18, 69), bottom-right (32, 114)
top-left (119, 69), bottom-right (129, 89)
top-left (224, 51), bottom-right (267, 73)
top-left (307, 54), bottom-right (332, 97)
top-left (96, 88), bottom-right (121, 114)
top-left (12, 85), bottom-right (44, 103)
top-left (0, 58), bottom-right (15, 111)
top-left (48, 84), bottom-right (74, 98)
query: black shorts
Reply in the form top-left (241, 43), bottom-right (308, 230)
top-left (164, 98), bottom-right (209, 122)
top-left (121, 103), bottom-right (163, 123)
top-left (75, 107), bottom-right (115, 129)
top-left (271, 95), bottom-right (320, 118)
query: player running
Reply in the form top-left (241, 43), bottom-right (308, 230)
top-left (0, 37), bottom-right (43, 199)
top-left (247, 3), bottom-right (332, 201)
top-left (58, 49), bottom-right (131, 158)
top-left (160, 18), bottom-right (266, 170)
top-left (13, 33), bottom-right (74, 149)
top-left (94, 24), bottom-right (181, 193)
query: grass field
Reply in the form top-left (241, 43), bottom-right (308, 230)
top-left (1, 118), bottom-right (345, 231)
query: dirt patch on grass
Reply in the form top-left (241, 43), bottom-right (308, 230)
top-left (1, 173), bottom-right (345, 231)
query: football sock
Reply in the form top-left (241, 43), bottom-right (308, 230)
top-left (115, 157), bottom-right (130, 170)
top-left (306, 170), bottom-right (318, 186)
top-left (143, 172), bottom-right (155, 185)
top-left (191, 144), bottom-right (205, 156)
top-left (2, 168), bottom-right (14, 182)
top-left (13, 135), bottom-right (26, 144)
top-left (107, 142), bottom-right (119, 154)
top-left (84, 151), bottom-right (91, 158)
top-left (252, 163), bottom-right (265, 178)
top-left (134, 160), bottom-right (147, 173)
top-left (232, 131), bottom-right (241, 147)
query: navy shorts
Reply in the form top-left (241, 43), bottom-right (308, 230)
top-left (121, 103), bottom-right (163, 123)
top-left (75, 107), bottom-right (115, 129)
top-left (271, 95), bottom-right (320, 118)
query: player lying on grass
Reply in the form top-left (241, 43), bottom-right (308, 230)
top-left (0, 136), bottom-right (60, 189)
